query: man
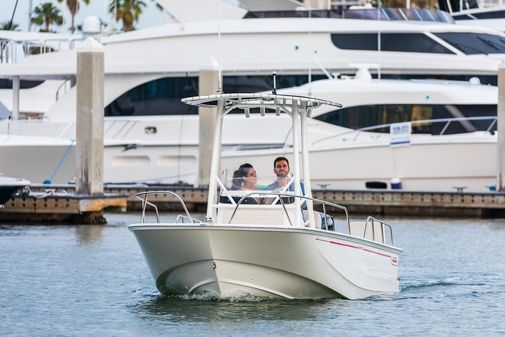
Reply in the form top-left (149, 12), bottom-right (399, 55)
top-left (266, 156), bottom-right (305, 194)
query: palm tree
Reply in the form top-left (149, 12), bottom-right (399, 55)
top-left (57, 0), bottom-right (91, 33)
top-left (0, 21), bottom-right (19, 31)
top-left (31, 2), bottom-right (64, 33)
top-left (108, 0), bottom-right (146, 31)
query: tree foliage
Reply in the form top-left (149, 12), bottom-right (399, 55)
top-left (57, 0), bottom-right (91, 33)
top-left (108, 0), bottom-right (146, 31)
top-left (31, 2), bottom-right (64, 33)
top-left (0, 21), bottom-right (20, 31)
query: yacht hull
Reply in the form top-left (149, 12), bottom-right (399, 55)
top-left (129, 224), bottom-right (401, 299)
top-left (1, 136), bottom-right (496, 191)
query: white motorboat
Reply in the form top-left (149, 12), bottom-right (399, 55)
top-left (0, 174), bottom-right (30, 205)
top-left (129, 93), bottom-right (402, 299)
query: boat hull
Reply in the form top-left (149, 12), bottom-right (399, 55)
top-left (129, 224), bottom-right (401, 299)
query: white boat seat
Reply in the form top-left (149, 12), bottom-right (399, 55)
top-left (217, 205), bottom-right (294, 226)
top-left (349, 221), bottom-right (384, 244)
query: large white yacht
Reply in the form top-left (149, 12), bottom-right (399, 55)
top-left (0, 4), bottom-right (503, 190)
top-left (2, 11), bottom-right (505, 117)
top-left (0, 73), bottom-right (498, 192)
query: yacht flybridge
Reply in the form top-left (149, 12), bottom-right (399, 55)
top-left (129, 93), bottom-right (402, 299)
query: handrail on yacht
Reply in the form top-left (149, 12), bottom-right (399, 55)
top-left (364, 216), bottom-right (394, 245)
top-left (312, 116), bottom-right (497, 146)
top-left (135, 191), bottom-right (194, 224)
top-left (227, 191), bottom-right (351, 233)
top-left (56, 79), bottom-right (71, 101)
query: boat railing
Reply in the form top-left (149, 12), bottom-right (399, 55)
top-left (312, 115), bottom-right (497, 146)
top-left (1, 37), bottom-right (83, 64)
top-left (364, 216), bottom-right (394, 246)
top-left (227, 191), bottom-right (351, 232)
top-left (135, 191), bottom-right (195, 224)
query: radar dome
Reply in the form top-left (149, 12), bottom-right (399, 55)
top-left (82, 16), bottom-right (101, 35)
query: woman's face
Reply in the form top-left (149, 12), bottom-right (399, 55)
top-left (243, 168), bottom-right (257, 187)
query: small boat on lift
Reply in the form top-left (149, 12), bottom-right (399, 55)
top-left (0, 175), bottom-right (30, 205)
top-left (129, 93), bottom-right (402, 299)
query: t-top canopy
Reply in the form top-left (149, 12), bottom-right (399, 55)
top-left (181, 93), bottom-right (342, 116)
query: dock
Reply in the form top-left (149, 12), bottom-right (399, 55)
top-left (119, 186), bottom-right (505, 218)
top-left (0, 188), bottom-right (127, 224)
top-left (2, 184), bottom-right (503, 221)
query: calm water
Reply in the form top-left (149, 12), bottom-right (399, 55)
top-left (1, 213), bottom-right (505, 337)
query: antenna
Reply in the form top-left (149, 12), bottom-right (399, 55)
top-left (377, 0), bottom-right (382, 80)
top-left (217, 0), bottom-right (223, 94)
top-left (272, 71), bottom-right (277, 94)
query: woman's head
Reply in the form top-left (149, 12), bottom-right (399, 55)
top-left (231, 163), bottom-right (256, 190)
top-left (242, 166), bottom-right (257, 189)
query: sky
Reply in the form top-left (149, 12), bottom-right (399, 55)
top-left (0, 0), bottom-right (170, 32)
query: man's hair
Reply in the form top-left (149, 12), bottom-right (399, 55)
top-left (273, 156), bottom-right (289, 167)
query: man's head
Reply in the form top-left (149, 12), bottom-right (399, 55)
top-left (273, 157), bottom-right (290, 178)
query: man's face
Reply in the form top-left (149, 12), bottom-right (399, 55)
top-left (274, 160), bottom-right (289, 178)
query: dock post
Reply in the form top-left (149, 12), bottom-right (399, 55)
top-left (75, 38), bottom-right (104, 196)
top-left (12, 76), bottom-right (19, 120)
top-left (198, 69), bottom-right (220, 187)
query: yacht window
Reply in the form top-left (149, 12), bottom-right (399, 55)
top-left (223, 74), bottom-right (325, 93)
top-left (452, 14), bottom-right (474, 20)
top-left (105, 77), bottom-right (199, 116)
top-left (434, 32), bottom-right (505, 54)
top-left (471, 10), bottom-right (505, 20)
top-left (315, 104), bottom-right (496, 134)
top-left (0, 79), bottom-right (44, 89)
top-left (331, 33), bottom-right (454, 54)
top-left (379, 73), bottom-right (497, 85)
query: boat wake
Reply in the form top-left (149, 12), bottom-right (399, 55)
top-left (176, 291), bottom-right (267, 302)
top-left (400, 279), bottom-right (461, 291)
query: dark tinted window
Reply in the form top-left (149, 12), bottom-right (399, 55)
top-left (331, 33), bottom-right (454, 54)
top-left (472, 10), bottom-right (505, 19)
top-left (105, 77), bottom-right (199, 116)
top-left (452, 14), bottom-right (474, 20)
top-left (315, 104), bottom-right (496, 134)
top-left (0, 79), bottom-right (44, 89)
top-left (435, 32), bottom-right (505, 54)
top-left (223, 74), bottom-right (325, 93)
top-left (379, 73), bottom-right (497, 85)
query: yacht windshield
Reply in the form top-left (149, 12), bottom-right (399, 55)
top-left (434, 32), bottom-right (505, 54)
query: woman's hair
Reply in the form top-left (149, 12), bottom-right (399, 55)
top-left (231, 163), bottom-right (253, 190)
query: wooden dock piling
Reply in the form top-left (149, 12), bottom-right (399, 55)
top-left (76, 37), bottom-right (104, 195)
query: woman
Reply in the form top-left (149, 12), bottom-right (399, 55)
top-left (231, 163), bottom-right (261, 190)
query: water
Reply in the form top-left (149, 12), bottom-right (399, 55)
top-left (1, 214), bottom-right (505, 337)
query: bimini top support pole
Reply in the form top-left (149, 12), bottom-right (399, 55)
top-left (205, 98), bottom-right (224, 222)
